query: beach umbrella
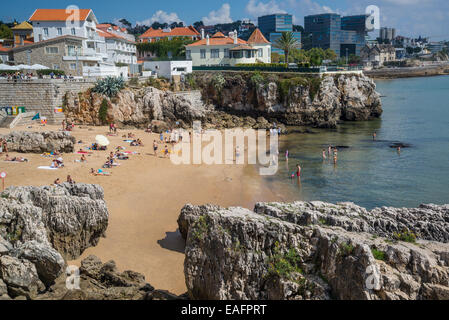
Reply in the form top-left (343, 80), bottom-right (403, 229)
top-left (95, 135), bottom-right (110, 147)
top-left (0, 64), bottom-right (19, 70)
top-left (30, 64), bottom-right (50, 70)
top-left (16, 64), bottom-right (32, 70)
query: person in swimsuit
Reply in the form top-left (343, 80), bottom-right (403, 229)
top-left (285, 150), bottom-right (289, 161)
top-left (153, 140), bottom-right (158, 156)
top-left (373, 132), bottom-right (377, 141)
top-left (322, 149), bottom-right (327, 160)
top-left (296, 164), bottom-right (301, 178)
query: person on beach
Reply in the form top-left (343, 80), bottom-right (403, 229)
top-left (333, 152), bottom-right (338, 165)
top-left (54, 178), bottom-right (61, 185)
top-left (160, 133), bottom-right (164, 143)
top-left (80, 154), bottom-right (87, 163)
top-left (164, 145), bottom-right (169, 158)
top-left (295, 164), bottom-right (302, 180)
top-left (66, 175), bottom-right (75, 184)
top-left (153, 140), bottom-right (158, 156)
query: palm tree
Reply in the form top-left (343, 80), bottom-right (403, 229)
top-left (274, 32), bottom-right (301, 63)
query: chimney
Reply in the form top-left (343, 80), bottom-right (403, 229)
top-left (201, 28), bottom-right (205, 40)
top-left (206, 34), bottom-right (210, 46)
top-left (233, 29), bottom-right (237, 44)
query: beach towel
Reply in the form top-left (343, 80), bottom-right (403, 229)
top-left (123, 140), bottom-right (134, 143)
top-left (38, 166), bottom-right (58, 170)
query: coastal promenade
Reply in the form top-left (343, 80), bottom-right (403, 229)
top-left (365, 62), bottom-right (449, 79)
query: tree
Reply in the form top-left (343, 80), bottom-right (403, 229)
top-left (274, 32), bottom-right (300, 64)
top-left (0, 24), bottom-right (12, 39)
top-left (324, 48), bottom-right (337, 61)
top-left (290, 48), bottom-right (309, 63)
top-left (119, 19), bottom-right (132, 28)
top-left (193, 21), bottom-right (204, 30)
top-left (307, 48), bottom-right (325, 66)
top-left (271, 52), bottom-right (282, 63)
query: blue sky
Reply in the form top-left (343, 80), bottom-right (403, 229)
top-left (2, 0), bottom-right (449, 40)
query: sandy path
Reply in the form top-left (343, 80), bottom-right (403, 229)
top-left (0, 124), bottom-right (290, 294)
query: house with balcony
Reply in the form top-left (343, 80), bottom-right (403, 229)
top-left (97, 25), bottom-right (137, 65)
top-left (185, 29), bottom-right (271, 67)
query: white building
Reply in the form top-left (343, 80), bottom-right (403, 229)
top-left (97, 24), bottom-right (137, 65)
top-left (29, 9), bottom-right (135, 78)
top-left (186, 28), bottom-right (271, 67)
top-left (143, 60), bottom-right (192, 79)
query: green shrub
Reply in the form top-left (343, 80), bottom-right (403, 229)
top-left (393, 229), bottom-right (417, 243)
top-left (250, 71), bottom-right (265, 88)
top-left (212, 73), bottom-right (226, 92)
top-left (92, 76), bottom-right (125, 97)
top-left (339, 242), bottom-right (355, 257)
top-left (267, 242), bottom-right (303, 280)
top-left (371, 248), bottom-right (386, 261)
top-left (98, 99), bottom-right (109, 124)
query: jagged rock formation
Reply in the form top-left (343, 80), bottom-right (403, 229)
top-left (64, 73), bottom-right (382, 129)
top-left (1, 131), bottom-right (76, 153)
top-left (178, 202), bottom-right (449, 300)
top-left (36, 255), bottom-right (183, 300)
top-left (64, 87), bottom-right (209, 128)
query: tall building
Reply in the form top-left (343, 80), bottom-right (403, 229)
top-left (379, 27), bottom-right (396, 42)
top-left (258, 13), bottom-right (301, 55)
top-left (304, 13), bottom-right (368, 57)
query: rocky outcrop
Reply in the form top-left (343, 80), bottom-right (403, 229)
top-left (64, 73), bottom-right (381, 129)
top-left (178, 202), bottom-right (449, 300)
top-left (2, 183), bottom-right (109, 260)
top-left (64, 87), bottom-right (209, 128)
top-left (1, 131), bottom-right (76, 153)
top-left (37, 255), bottom-right (183, 300)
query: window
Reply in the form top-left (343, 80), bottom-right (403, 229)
top-left (70, 63), bottom-right (77, 70)
top-left (43, 28), bottom-right (49, 36)
top-left (224, 48), bottom-right (229, 58)
top-left (71, 28), bottom-right (76, 36)
top-left (53, 64), bottom-right (60, 70)
top-left (45, 47), bottom-right (59, 54)
top-left (211, 49), bottom-right (219, 58)
top-left (258, 48), bottom-right (263, 57)
top-left (57, 28), bottom-right (62, 36)
top-left (200, 49), bottom-right (206, 59)
top-left (186, 50), bottom-right (191, 60)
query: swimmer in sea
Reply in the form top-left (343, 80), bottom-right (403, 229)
top-left (322, 149), bottom-right (327, 160)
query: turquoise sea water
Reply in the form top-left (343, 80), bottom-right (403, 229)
top-left (268, 75), bottom-right (449, 209)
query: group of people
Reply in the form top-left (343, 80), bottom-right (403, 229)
top-left (54, 175), bottom-right (75, 185)
top-left (322, 146), bottom-right (339, 165)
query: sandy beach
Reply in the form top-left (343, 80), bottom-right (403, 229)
top-left (0, 124), bottom-right (294, 294)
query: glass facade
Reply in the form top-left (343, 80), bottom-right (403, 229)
top-left (304, 13), bottom-right (367, 57)
top-left (258, 14), bottom-right (301, 55)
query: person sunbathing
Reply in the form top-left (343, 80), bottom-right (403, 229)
top-left (54, 178), bottom-right (61, 185)
top-left (90, 168), bottom-right (111, 176)
top-left (5, 154), bottom-right (28, 162)
top-left (66, 175), bottom-right (75, 184)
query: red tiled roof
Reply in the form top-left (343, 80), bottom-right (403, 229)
top-left (30, 9), bottom-right (92, 22)
top-left (96, 23), bottom-right (112, 29)
top-left (211, 32), bottom-right (225, 38)
top-left (139, 26), bottom-right (200, 39)
top-left (247, 28), bottom-right (270, 44)
top-left (0, 44), bottom-right (11, 52)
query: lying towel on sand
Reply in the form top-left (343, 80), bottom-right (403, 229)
top-left (38, 166), bottom-right (58, 170)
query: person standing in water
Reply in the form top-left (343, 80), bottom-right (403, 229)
top-left (328, 145), bottom-right (332, 157)
top-left (373, 132), bottom-right (377, 141)
top-left (322, 149), bottom-right (327, 160)
top-left (285, 150), bottom-right (289, 161)
top-left (296, 163), bottom-right (301, 179)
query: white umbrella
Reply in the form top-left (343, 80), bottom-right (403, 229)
top-left (16, 64), bottom-right (32, 70)
top-left (95, 135), bottom-right (110, 147)
top-left (0, 64), bottom-right (19, 71)
top-left (30, 64), bottom-right (50, 70)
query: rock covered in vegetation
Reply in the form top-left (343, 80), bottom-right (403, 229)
top-left (1, 131), bottom-right (76, 153)
top-left (178, 202), bottom-right (449, 300)
top-left (64, 72), bottom-right (381, 129)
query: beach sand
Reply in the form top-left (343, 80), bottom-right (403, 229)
top-left (0, 124), bottom-right (294, 294)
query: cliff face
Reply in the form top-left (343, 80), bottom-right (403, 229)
top-left (178, 202), bottom-right (449, 300)
top-left (64, 73), bottom-right (382, 129)
top-left (1, 132), bottom-right (76, 154)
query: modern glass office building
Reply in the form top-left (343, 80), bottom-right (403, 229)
top-left (304, 13), bottom-right (368, 57)
top-left (258, 13), bottom-right (301, 55)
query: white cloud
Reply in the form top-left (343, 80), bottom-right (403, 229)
top-left (245, 0), bottom-right (286, 17)
top-left (137, 10), bottom-right (184, 26)
top-left (202, 4), bottom-right (233, 25)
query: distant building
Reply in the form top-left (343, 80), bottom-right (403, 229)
top-left (138, 26), bottom-right (200, 43)
top-left (361, 44), bottom-right (396, 67)
top-left (257, 13), bottom-right (301, 55)
top-left (379, 27), bottom-right (396, 42)
top-left (304, 13), bottom-right (367, 57)
top-left (143, 60), bottom-right (192, 80)
top-left (11, 21), bottom-right (34, 47)
top-left (427, 42), bottom-right (445, 54)
top-left (96, 24), bottom-right (137, 65)
top-left (186, 29), bottom-right (271, 67)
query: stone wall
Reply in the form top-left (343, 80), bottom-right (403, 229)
top-left (0, 79), bottom-right (95, 124)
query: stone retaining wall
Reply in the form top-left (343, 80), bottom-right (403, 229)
top-left (0, 79), bottom-right (95, 124)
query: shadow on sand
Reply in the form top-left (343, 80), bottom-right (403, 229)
top-left (157, 229), bottom-right (186, 254)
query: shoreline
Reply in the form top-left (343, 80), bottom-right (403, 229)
top-left (365, 64), bottom-right (449, 79)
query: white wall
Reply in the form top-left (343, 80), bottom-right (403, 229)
top-left (187, 44), bottom-right (271, 66)
top-left (143, 61), bottom-right (192, 79)
top-left (83, 65), bottom-right (129, 79)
